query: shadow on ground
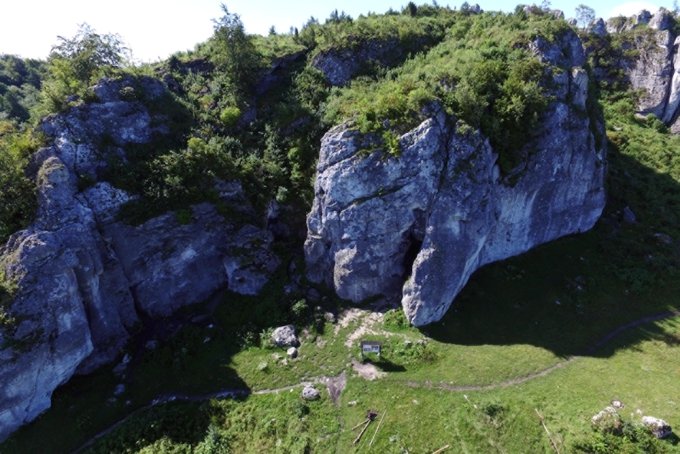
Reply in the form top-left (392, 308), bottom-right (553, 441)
top-left (420, 149), bottom-right (680, 359)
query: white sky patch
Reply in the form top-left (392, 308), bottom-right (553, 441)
top-left (607, 1), bottom-right (662, 18)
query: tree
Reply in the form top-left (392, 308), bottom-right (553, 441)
top-left (49, 23), bottom-right (127, 85)
top-left (212, 4), bottom-right (260, 95)
top-left (575, 4), bottom-right (596, 29)
top-left (405, 2), bottom-right (418, 17)
top-left (38, 24), bottom-right (128, 113)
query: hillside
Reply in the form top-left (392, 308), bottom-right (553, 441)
top-left (1, 4), bottom-right (680, 453)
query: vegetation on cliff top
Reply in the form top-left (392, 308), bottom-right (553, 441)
top-left (0, 4), bottom-right (578, 233)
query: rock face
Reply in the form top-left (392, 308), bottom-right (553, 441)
top-left (312, 39), bottom-right (404, 86)
top-left (311, 33), bottom-right (444, 87)
top-left (305, 30), bottom-right (606, 326)
top-left (605, 9), bottom-right (680, 131)
top-left (0, 77), bottom-right (278, 441)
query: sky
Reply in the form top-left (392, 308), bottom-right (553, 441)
top-left (0, 0), bottom-right (674, 62)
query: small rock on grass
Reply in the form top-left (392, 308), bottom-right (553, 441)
top-left (302, 385), bottom-right (320, 401)
top-left (272, 325), bottom-right (299, 347)
top-left (287, 347), bottom-right (298, 359)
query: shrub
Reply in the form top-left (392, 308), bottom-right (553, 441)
top-left (0, 126), bottom-right (40, 242)
top-left (219, 105), bottom-right (241, 127)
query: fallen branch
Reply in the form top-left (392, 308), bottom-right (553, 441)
top-left (535, 409), bottom-right (560, 454)
top-left (431, 445), bottom-right (450, 454)
top-left (351, 419), bottom-right (369, 431)
top-left (353, 419), bottom-right (371, 445)
top-left (368, 410), bottom-right (386, 447)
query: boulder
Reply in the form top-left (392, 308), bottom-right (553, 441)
top-left (591, 406), bottom-right (623, 434)
top-left (642, 416), bottom-right (673, 439)
top-left (272, 325), bottom-right (299, 347)
top-left (301, 385), bottom-right (320, 401)
top-left (623, 206), bottom-right (637, 224)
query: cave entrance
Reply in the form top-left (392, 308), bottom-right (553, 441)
top-left (402, 231), bottom-right (423, 279)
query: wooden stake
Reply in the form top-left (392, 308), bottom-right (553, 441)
top-left (431, 445), bottom-right (450, 454)
top-left (353, 419), bottom-right (371, 445)
top-left (351, 418), bottom-right (369, 431)
top-left (368, 410), bottom-right (386, 447)
top-left (535, 409), bottom-right (560, 454)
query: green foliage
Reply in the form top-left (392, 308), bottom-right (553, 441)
top-left (575, 415), bottom-right (668, 453)
top-left (291, 298), bottom-right (308, 319)
top-left (325, 11), bottom-right (558, 167)
top-left (209, 5), bottom-right (262, 97)
top-left (0, 270), bottom-right (17, 330)
top-left (37, 24), bottom-right (127, 115)
top-left (218, 105), bottom-right (240, 127)
top-left (118, 135), bottom-right (240, 224)
top-left (383, 308), bottom-right (410, 330)
top-left (0, 55), bottom-right (46, 123)
top-left (0, 123), bottom-right (40, 243)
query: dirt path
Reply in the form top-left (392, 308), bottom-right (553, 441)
top-left (405, 310), bottom-right (680, 393)
top-left (73, 310), bottom-right (679, 453)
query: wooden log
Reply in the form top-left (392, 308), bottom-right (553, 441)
top-left (368, 410), bottom-right (386, 447)
top-left (353, 419), bottom-right (371, 445)
top-left (431, 445), bottom-right (450, 454)
top-left (351, 418), bottom-right (369, 431)
top-left (535, 409), bottom-right (560, 454)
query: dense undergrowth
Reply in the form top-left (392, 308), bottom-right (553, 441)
top-left (324, 10), bottom-right (568, 165)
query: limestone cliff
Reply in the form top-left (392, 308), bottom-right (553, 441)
top-left (603, 8), bottom-right (680, 132)
top-left (305, 30), bottom-right (606, 326)
top-left (0, 77), bottom-right (279, 440)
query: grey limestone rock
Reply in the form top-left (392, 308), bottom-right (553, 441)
top-left (312, 39), bottom-right (401, 86)
top-left (301, 385), bottom-right (320, 401)
top-left (272, 325), bottom-right (299, 347)
top-left (305, 29), bottom-right (606, 326)
top-left (591, 18), bottom-right (607, 37)
top-left (607, 9), bottom-right (680, 129)
top-left (287, 346), bottom-right (298, 359)
top-left (0, 77), bottom-right (279, 441)
top-left (642, 415), bottom-right (673, 439)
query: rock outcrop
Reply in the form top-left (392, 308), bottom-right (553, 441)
top-left (311, 32), bottom-right (445, 87)
top-left (305, 30), bottom-right (606, 326)
top-left (0, 77), bottom-right (278, 440)
top-left (312, 39), bottom-right (405, 86)
top-left (603, 9), bottom-right (680, 131)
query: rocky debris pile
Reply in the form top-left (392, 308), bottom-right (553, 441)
top-left (0, 76), bottom-right (279, 441)
top-left (305, 29), bottom-right (606, 325)
top-left (591, 402), bottom-right (673, 439)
